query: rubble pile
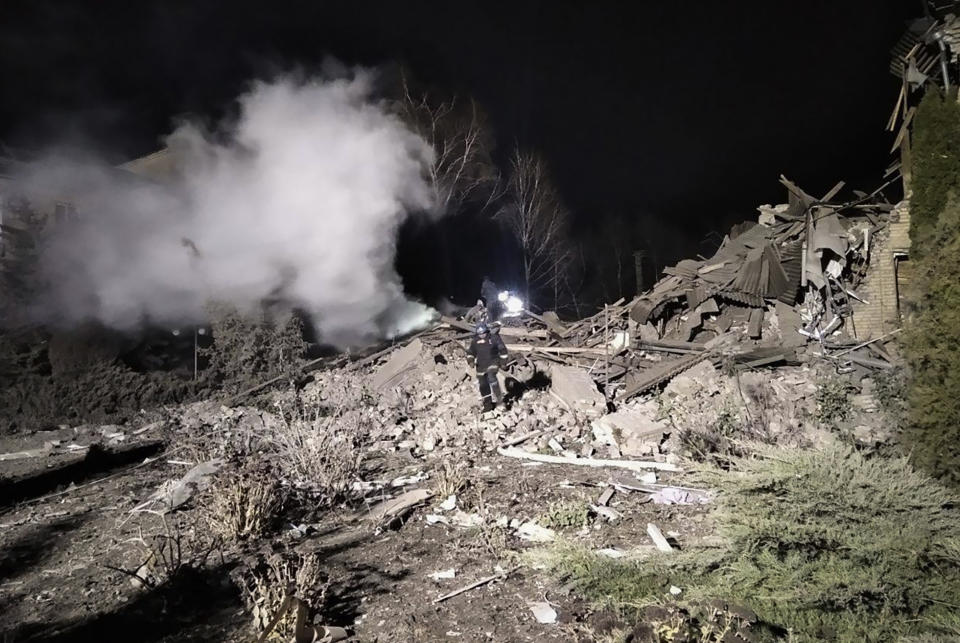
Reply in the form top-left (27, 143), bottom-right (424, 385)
top-left (442, 178), bottom-right (904, 402)
top-left (158, 177), bottom-right (904, 470)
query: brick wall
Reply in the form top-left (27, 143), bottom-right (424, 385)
top-left (849, 201), bottom-right (911, 339)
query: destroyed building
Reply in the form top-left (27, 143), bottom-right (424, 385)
top-left (629, 178), bottom-right (910, 346)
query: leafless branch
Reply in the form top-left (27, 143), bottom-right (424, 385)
top-left (396, 74), bottom-right (500, 216)
top-left (496, 146), bottom-right (572, 304)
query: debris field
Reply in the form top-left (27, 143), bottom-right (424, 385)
top-left (0, 178), bottom-right (906, 641)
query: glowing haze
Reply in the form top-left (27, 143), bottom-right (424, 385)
top-left (15, 69), bottom-right (440, 346)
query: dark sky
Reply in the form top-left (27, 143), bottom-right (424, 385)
top-left (0, 0), bottom-right (917, 295)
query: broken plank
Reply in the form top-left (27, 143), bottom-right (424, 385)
top-left (820, 180), bottom-right (846, 202)
top-left (497, 327), bottom-right (549, 339)
top-left (637, 339), bottom-right (706, 352)
top-left (497, 446), bottom-right (681, 473)
top-left (747, 308), bottom-right (764, 339)
top-left (524, 310), bottom-right (567, 335)
top-left (439, 315), bottom-right (475, 332)
top-left (365, 488), bottom-right (433, 523)
top-left (841, 352), bottom-right (894, 370)
top-left (506, 344), bottom-right (604, 355)
top-left (646, 523), bottom-right (674, 552)
top-left (433, 566), bottom-right (519, 604)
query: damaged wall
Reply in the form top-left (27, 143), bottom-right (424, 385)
top-left (851, 202), bottom-right (912, 339)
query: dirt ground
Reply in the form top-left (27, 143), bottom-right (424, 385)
top-left (0, 416), bottom-right (715, 642)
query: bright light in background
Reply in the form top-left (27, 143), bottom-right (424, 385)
top-left (504, 294), bottom-right (524, 317)
top-left (497, 290), bottom-right (524, 316)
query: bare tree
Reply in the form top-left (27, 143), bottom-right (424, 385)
top-left (497, 147), bottom-right (571, 305)
top-left (396, 75), bottom-right (499, 216)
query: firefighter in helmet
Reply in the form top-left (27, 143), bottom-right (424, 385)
top-left (467, 322), bottom-right (508, 412)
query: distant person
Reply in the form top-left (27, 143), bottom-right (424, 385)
top-left (467, 322), bottom-right (508, 412)
top-left (480, 276), bottom-right (503, 322)
top-left (464, 298), bottom-right (488, 325)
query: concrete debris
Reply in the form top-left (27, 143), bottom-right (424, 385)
top-left (592, 505), bottom-right (621, 521)
top-left (149, 458), bottom-right (223, 512)
top-left (596, 548), bottom-right (625, 559)
top-left (515, 522), bottom-right (556, 542)
top-left (429, 569), bottom-right (457, 581)
top-left (591, 402), bottom-right (670, 457)
top-left (646, 522), bottom-right (674, 553)
top-left (649, 486), bottom-right (712, 505)
top-left (372, 338), bottom-right (423, 392)
top-left (528, 601), bottom-right (558, 624)
top-left (366, 488), bottom-right (434, 524)
top-left (549, 365), bottom-right (606, 415)
top-left (153, 176), bottom-right (905, 513)
top-left (448, 511), bottom-right (483, 528)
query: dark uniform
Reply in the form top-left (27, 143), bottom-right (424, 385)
top-left (480, 277), bottom-right (503, 323)
top-left (468, 327), bottom-right (508, 412)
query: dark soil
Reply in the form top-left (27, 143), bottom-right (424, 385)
top-left (0, 420), bottom-right (715, 642)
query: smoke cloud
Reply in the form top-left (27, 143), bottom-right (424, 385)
top-left (12, 69), bottom-right (440, 346)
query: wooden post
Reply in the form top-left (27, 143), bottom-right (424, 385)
top-left (603, 304), bottom-right (610, 398)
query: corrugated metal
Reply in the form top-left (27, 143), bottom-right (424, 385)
top-left (718, 290), bottom-right (766, 307)
top-left (685, 286), bottom-right (708, 310)
top-left (777, 241), bottom-right (803, 305)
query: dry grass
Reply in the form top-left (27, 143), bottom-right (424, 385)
top-left (266, 401), bottom-right (369, 508)
top-left (109, 519), bottom-right (220, 590)
top-left (204, 468), bottom-right (287, 544)
top-left (434, 459), bottom-right (468, 498)
top-left (236, 552), bottom-right (330, 640)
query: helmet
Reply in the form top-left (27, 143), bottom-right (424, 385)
top-left (475, 322), bottom-right (489, 336)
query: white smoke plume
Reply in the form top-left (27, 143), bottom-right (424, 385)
top-left (12, 69), bottom-right (440, 346)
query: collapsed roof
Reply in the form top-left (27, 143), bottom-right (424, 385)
top-left (629, 176), bottom-right (894, 343)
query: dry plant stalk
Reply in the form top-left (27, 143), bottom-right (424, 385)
top-left (238, 552), bottom-right (330, 640)
top-left (267, 402), bottom-right (368, 507)
top-left (434, 460), bottom-right (468, 499)
top-left (109, 519), bottom-right (219, 589)
top-left (205, 469), bottom-right (286, 543)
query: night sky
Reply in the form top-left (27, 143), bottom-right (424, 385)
top-left (0, 0), bottom-right (917, 303)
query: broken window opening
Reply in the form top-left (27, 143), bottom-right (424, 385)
top-left (894, 252), bottom-right (912, 323)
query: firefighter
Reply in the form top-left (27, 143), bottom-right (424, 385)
top-left (464, 298), bottom-right (488, 325)
top-left (467, 322), bottom-right (508, 412)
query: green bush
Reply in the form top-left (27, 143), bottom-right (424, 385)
top-left (911, 89), bottom-right (960, 258)
top-left (903, 197), bottom-right (960, 486)
top-left (538, 445), bottom-right (960, 642)
top-left (902, 87), bottom-right (960, 486)
top-left (814, 376), bottom-right (852, 431)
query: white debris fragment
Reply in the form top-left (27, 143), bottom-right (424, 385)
top-left (449, 511), bottom-right (484, 528)
top-left (649, 487), bottom-right (712, 505)
top-left (438, 494), bottom-right (457, 511)
top-left (391, 471), bottom-right (429, 487)
top-left (636, 471), bottom-right (658, 484)
top-left (516, 522), bottom-right (556, 542)
top-left (669, 585), bottom-right (682, 595)
top-left (428, 569), bottom-right (457, 581)
top-left (592, 505), bottom-right (621, 521)
top-left (646, 522), bottom-right (674, 552)
top-left (528, 601), bottom-right (558, 624)
top-left (596, 548), bottom-right (625, 559)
